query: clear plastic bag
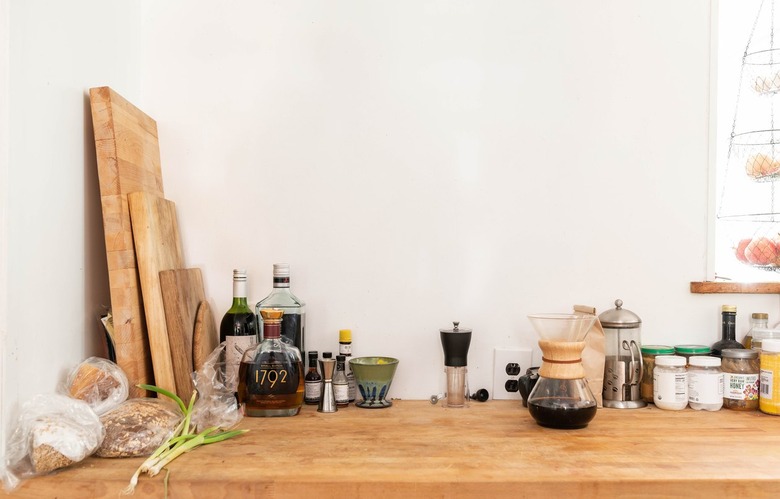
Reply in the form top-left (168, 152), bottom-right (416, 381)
top-left (61, 356), bottom-right (129, 415)
top-left (2, 394), bottom-right (104, 492)
top-left (96, 398), bottom-right (182, 458)
top-left (190, 342), bottom-right (243, 432)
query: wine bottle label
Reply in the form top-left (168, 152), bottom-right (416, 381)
top-left (724, 373), bottom-right (759, 400)
top-left (246, 361), bottom-right (301, 395)
top-left (226, 335), bottom-right (256, 391)
top-left (334, 383), bottom-right (349, 403)
top-left (305, 380), bottom-right (322, 402)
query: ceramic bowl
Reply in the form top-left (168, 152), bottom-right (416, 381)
top-left (349, 356), bottom-right (399, 408)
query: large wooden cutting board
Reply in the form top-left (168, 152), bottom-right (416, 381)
top-left (159, 268), bottom-right (206, 402)
top-left (90, 87), bottom-right (163, 398)
top-left (128, 192), bottom-right (184, 395)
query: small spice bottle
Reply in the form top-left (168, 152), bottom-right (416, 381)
top-left (653, 355), bottom-right (688, 411)
top-left (743, 313), bottom-right (768, 349)
top-left (688, 356), bottom-right (723, 411)
top-left (640, 345), bottom-right (675, 403)
top-left (674, 345), bottom-right (711, 366)
top-left (759, 339), bottom-right (780, 415)
top-left (721, 348), bottom-right (759, 411)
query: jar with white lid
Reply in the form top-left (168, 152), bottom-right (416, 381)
top-left (688, 356), bottom-right (723, 411)
top-left (653, 355), bottom-right (688, 410)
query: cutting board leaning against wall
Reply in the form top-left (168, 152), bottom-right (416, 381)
top-left (90, 87), bottom-right (164, 398)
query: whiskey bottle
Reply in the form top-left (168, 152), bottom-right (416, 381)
top-left (304, 351), bottom-right (322, 405)
top-left (333, 355), bottom-right (349, 407)
top-left (237, 308), bottom-right (304, 417)
top-left (220, 269), bottom-right (259, 392)
top-left (256, 263), bottom-right (305, 357)
top-left (339, 329), bottom-right (356, 402)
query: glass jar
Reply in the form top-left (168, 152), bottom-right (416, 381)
top-left (721, 348), bottom-right (759, 411)
top-left (653, 355), bottom-right (688, 411)
top-left (674, 345), bottom-right (711, 366)
top-left (750, 328), bottom-right (780, 351)
top-left (759, 339), bottom-right (780, 415)
top-left (688, 356), bottom-right (723, 411)
top-left (743, 313), bottom-right (769, 349)
top-left (640, 345), bottom-right (675, 403)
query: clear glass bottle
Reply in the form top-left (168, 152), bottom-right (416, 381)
top-left (256, 263), bottom-right (305, 356)
top-left (653, 355), bottom-right (688, 410)
top-left (688, 356), bottom-right (723, 411)
top-left (711, 305), bottom-right (744, 357)
top-left (333, 355), bottom-right (349, 407)
top-left (237, 308), bottom-right (304, 417)
top-left (219, 269), bottom-right (259, 393)
top-left (722, 348), bottom-right (759, 411)
top-left (304, 351), bottom-right (321, 405)
top-left (743, 313), bottom-right (769, 349)
top-left (339, 329), bottom-right (356, 402)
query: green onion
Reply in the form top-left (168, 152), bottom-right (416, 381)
top-left (121, 385), bottom-right (248, 496)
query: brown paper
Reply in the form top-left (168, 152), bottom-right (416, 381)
top-left (573, 305), bottom-right (606, 407)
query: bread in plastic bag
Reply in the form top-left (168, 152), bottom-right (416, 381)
top-left (190, 342), bottom-right (243, 432)
top-left (2, 394), bottom-right (104, 491)
top-left (62, 356), bottom-right (129, 415)
top-left (96, 398), bottom-right (182, 458)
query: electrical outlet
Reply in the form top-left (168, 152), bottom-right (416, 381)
top-left (493, 348), bottom-right (533, 400)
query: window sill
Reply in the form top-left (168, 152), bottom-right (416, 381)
top-left (690, 282), bottom-right (780, 294)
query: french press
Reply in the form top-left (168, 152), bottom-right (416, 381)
top-left (599, 299), bottom-right (646, 409)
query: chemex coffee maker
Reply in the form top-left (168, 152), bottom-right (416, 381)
top-left (599, 299), bottom-right (646, 409)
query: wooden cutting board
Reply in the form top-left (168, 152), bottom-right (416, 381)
top-left (90, 87), bottom-right (163, 398)
top-left (159, 268), bottom-right (206, 402)
top-left (128, 192), bottom-right (184, 396)
top-left (193, 300), bottom-right (219, 371)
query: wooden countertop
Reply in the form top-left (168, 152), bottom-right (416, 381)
top-left (5, 400), bottom-right (780, 498)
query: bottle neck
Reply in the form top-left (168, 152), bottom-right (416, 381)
top-left (336, 361), bottom-right (345, 371)
top-left (233, 278), bottom-right (247, 298)
top-left (273, 276), bottom-right (291, 289)
top-left (263, 322), bottom-right (282, 339)
top-left (722, 312), bottom-right (737, 341)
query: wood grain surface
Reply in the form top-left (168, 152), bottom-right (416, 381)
top-left (128, 192), bottom-right (184, 395)
top-left (193, 300), bottom-right (218, 371)
top-left (160, 269), bottom-right (206, 401)
top-left (6, 401), bottom-right (780, 498)
top-left (90, 86), bottom-right (163, 398)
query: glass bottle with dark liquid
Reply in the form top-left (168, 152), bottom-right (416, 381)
top-left (220, 269), bottom-right (259, 393)
top-left (526, 314), bottom-right (599, 429)
top-left (256, 263), bottom-right (305, 358)
top-left (238, 308), bottom-right (304, 417)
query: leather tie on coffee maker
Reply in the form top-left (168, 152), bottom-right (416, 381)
top-left (538, 340), bottom-right (587, 379)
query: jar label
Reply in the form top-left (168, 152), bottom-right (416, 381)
top-left (760, 369), bottom-right (774, 400)
top-left (688, 371), bottom-right (723, 404)
top-left (304, 380), bottom-right (322, 402)
top-left (334, 383), bottom-right (349, 403)
top-left (723, 373), bottom-right (759, 401)
top-left (654, 371), bottom-right (688, 403)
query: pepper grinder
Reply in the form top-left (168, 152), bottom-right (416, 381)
top-left (318, 353), bottom-right (337, 413)
top-left (440, 321), bottom-right (472, 408)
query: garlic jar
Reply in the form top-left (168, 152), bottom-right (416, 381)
top-left (688, 356), bottom-right (723, 411)
top-left (653, 355), bottom-right (688, 410)
top-left (721, 348), bottom-right (759, 411)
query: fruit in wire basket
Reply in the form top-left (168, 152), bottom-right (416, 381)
top-left (745, 237), bottom-right (779, 265)
top-left (734, 238), bottom-right (751, 263)
top-left (745, 154), bottom-right (780, 179)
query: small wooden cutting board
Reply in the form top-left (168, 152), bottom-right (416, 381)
top-left (160, 268), bottom-right (206, 402)
top-left (128, 191), bottom-right (184, 396)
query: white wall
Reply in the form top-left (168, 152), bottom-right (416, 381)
top-left (2, 0), bottom-right (141, 450)
top-left (138, 0), bottom-right (780, 400)
top-left (3, 1), bottom-right (780, 442)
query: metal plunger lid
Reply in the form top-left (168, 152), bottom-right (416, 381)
top-left (440, 321), bottom-right (472, 367)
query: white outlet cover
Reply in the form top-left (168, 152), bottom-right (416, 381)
top-left (492, 348), bottom-right (533, 400)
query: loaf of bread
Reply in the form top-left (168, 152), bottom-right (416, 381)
top-left (28, 410), bottom-right (103, 473)
top-left (96, 398), bottom-right (182, 458)
top-left (65, 357), bottom-right (129, 415)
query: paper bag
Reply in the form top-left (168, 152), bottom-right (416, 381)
top-left (573, 304), bottom-right (606, 407)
